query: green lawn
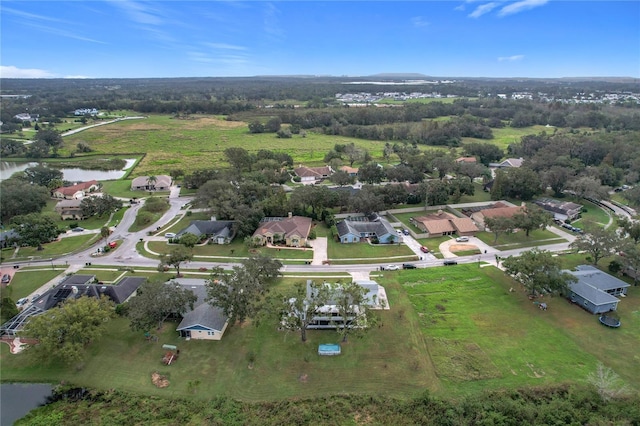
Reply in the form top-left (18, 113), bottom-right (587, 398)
top-left (399, 264), bottom-right (640, 396)
top-left (0, 277), bottom-right (438, 401)
top-left (4, 234), bottom-right (99, 262)
top-left (573, 201), bottom-right (611, 228)
top-left (476, 228), bottom-right (566, 249)
top-left (145, 240), bottom-right (313, 263)
top-left (327, 240), bottom-right (416, 262)
top-left (2, 269), bottom-right (64, 300)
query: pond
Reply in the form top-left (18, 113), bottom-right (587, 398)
top-left (0, 159), bottom-right (136, 182)
top-left (0, 383), bottom-right (53, 425)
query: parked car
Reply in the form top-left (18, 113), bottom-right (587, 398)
top-left (72, 227), bottom-right (85, 232)
top-left (455, 236), bottom-right (469, 242)
top-left (443, 260), bottom-right (458, 266)
top-left (31, 294), bottom-right (40, 303)
top-left (1, 274), bottom-right (11, 284)
top-left (16, 298), bottom-right (28, 307)
top-left (402, 264), bottom-right (417, 269)
top-left (420, 246), bottom-right (430, 253)
top-left (384, 264), bottom-right (400, 271)
top-left (165, 233), bottom-right (176, 238)
top-left (396, 229), bottom-right (402, 235)
top-left (403, 229), bottom-right (410, 236)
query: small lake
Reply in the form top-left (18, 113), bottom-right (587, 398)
top-left (0, 159), bottom-right (136, 182)
top-left (0, 383), bottom-right (53, 425)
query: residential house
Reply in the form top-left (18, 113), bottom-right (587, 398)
top-left (1, 275), bottom-right (145, 337)
top-left (336, 213), bottom-right (396, 243)
top-left (13, 113), bottom-right (35, 122)
top-left (55, 199), bottom-right (85, 220)
top-left (252, 214), bottom-right (312, 247)
top-left (455, 156), bottom-right (477, 164)
top-left (74, 108), bottom-right (99, 116)
top-left (339, 165), bottom-right (359, 177)
top-left (414, 211), bottom-right (479, 238)
top-left (52, 180), bottom-right (100, 199)
top-left (294, 165), bottom-right (333, 184)
top-left (304, 280), bottom-right (388, 330)
top-left (492, 157), bottom-right (525, 168)
top-left (131, 175), bottom-right (172, 191)
top-left (470, 203), bottom-right (524, 229)
top-left (565, 265), bottom-right (630, 314)
top-left (172, 278), bottom-right (229, 341)
top-left (534, 198), bottom-right (583, 221)
top-left (176, 219), bottom-right (235, 244)
top-left (0, 230), bottom-right (20, 249)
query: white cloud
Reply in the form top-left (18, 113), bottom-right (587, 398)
top-left (1, 6), bottom-right (66, 23)
top-left (263, 2), bottom-right (284, 39)
top-left (498, 55), bottom-right (525, 62)
top-left (64, 75), bottom-right (92, 79)
top-left (469, 2), bottom-right (500, 18)
top-left (411, 16), bottom-right (430, 28)
top-left (108, 0), bottom-right (164, 25)
top-left (0, 65), bottom-right (55, 78)
top-left (205, 43), bottom-right (247, 51)
top-left (498, 0), bottom-right (548, 17)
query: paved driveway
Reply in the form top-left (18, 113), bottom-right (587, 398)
top-left (308, 237), bottom-right (328, 265)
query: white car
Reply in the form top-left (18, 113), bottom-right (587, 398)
top-left (384, 265), bottom-right (400, 271)
top-left (455, 236), bottom-right (469, 242)
top-left (164, 233), bottom-right (176, 238)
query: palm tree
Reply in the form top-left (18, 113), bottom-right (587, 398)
top-left (146, 175), bottom-right (157, 194)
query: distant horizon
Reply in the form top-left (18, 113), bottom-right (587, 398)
top-left (1, 1), bottom-right (638, 79)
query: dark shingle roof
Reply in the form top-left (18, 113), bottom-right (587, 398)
top-left (176, 220), bottom-right (234, 238)
top-left (171, 278), bottom-right (229, 333)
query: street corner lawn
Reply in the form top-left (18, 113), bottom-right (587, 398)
top-left (396, 264), bottom-right (622, 395)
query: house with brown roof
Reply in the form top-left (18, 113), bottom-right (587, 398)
top-left (294, 165), bottom-right (333, 184)
top-left (252, 214), bottom-right (312, 247)
top-left (471, 204), bottom-right (524, 229)
top-left (52, 180), bottom-right (100, 199)
top-left (455, 156), bottom-right (477, 164)
top-left (339, 165), bottom-right (359, 177)
top-left (414, 211), bottom-right (479, 238)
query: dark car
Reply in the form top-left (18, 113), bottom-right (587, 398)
top-left (420, 246), bottom-right (430, 253)
top-left (72, 227), bottom-right (85, 232)
top-left (402, 264), bottom-right (417, 269)
top-left (1, 274), bottom-right (11, 284)
top-left (443, 260), bottom-right (458, 266)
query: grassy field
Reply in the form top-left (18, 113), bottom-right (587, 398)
top-left (475, 228), bottom-right (566, 249)
top-left (63, 115), bottom-right (387, 175)
top-left (462, 125), bottom-right (552, 151)
top-left (2, 234), bottom-right (99, 263)
top-left (399, 264), bottom-right (640, 396)
top-left (0, 276), bottom-right (439, 401)
top-left (3, 264), bottom-right (638, 402)
top-left (2, 269), bottom-right (63, 300)
top-left (327, 240), bottom-right (416, 263)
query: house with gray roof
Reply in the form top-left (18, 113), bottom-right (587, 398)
top-left (172, 278), bottom-right (229, 341)
top-left (176, 219), bottom-right (235, 244)
top-left (336, 213), bottom-right (396, 244)
top-left (565, 265), bottom-right (630, 314)
top-left (1, 275), bottom-right (145, 337)
top-left (534, 198), bottom-right (583, 221)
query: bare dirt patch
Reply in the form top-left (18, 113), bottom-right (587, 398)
top-left (449, 244), bottom-right (477, 252)
top-left (151, 372), bottom-right (169, 388)
top-left (178, 117), bottom-right (246, 130)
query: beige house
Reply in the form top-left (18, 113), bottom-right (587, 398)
top-left (55, 199), bottom-right (85, 220)
top-left (294, 165), bottom-right (333, 184)
top-left (252, 215), bottom-right (312, 247)
top-left (131, 175), bottom-right (172, 191)
top-left (52, 180), bottom-right (100, 199)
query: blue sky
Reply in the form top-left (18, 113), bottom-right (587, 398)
top-left (1, 1), bottom-right (638, 78)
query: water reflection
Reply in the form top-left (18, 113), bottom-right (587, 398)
top-left (0, 159), bottom-right (136, 182)
top-left (0, 383), bottom-right (53, 425)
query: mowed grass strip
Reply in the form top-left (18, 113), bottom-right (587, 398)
top-left (399, 264), bottom-right (640, 396)
top-left (2, 270), bottom-right (64, 300)
top-left (0, 277), bottom-right (439, 401)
